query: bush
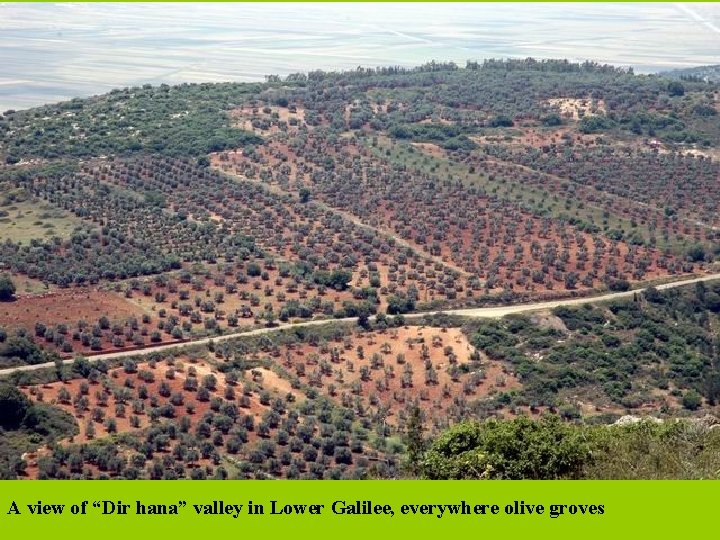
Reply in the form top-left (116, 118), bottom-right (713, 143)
top-left (0, 275), bottom-right (16, 301)
top-left (0, 383), bottom-right (30, 429)
top-left (682, 390), bottom-right (702, 411)
top-left (421, 416), bottom-right (590, 479)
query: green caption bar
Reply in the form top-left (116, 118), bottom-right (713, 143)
top-left (0, 480), bottom-right (716, 538)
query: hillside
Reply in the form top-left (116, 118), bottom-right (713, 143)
top-left (663, 65), bottom-right (720, 83)
top-left (1, 58), bottom-right (719, 479)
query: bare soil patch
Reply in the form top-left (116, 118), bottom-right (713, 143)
top-left (546, 98), bottom-right (606, 120)
top-left (0, 289), bottom-right (143, 329)
top-left (268, 326), bottom-right (520, 431)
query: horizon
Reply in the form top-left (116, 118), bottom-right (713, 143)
top-left (1, 2), bottom-right (720, 111)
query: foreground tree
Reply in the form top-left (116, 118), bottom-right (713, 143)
top-left (403, 405), bottom-right (427, 476)
top-left (0, 383), bottom-right (30, 429)
top-left (421, 416), bottom-right (590, 479)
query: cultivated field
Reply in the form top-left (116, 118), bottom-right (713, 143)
top-left (2, 58), bottom-right (720, 480)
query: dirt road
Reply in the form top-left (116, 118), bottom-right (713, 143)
top-left (2, 272), bottom-right (719, 377)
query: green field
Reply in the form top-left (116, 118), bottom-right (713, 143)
top-left (0, 189), bottom-right (79, 245)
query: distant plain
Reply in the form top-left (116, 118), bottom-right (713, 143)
top-left (1, 2), bottom-right (720, 111)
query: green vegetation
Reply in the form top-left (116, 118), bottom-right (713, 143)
top-left (0, 329), bottom-right (57, 368)
top-left (0, 274), bottom-right (15, 301)
top-left (388, 123), bottom-right (476, 151)
top-left (420, 415), bottom-right (720, 480)
top-left (0, 383), bottom-right (29, 429)
top-left (340, 58), bottom-right (719, 145)
top-left (665, 64), bottom-right (720, 83)
top-left (0, 83), bottom-right (263, 160)
top-left (0, 382), bottom-right (78, 478)
top-left (368, 137), bottom-right (645, 250)
top-left (0, 189), bottom-right (79, 244)
top-left (312, 269), bottom-right (353, 291)
top-left (420, 416), bottom-right (590, 479)
top-left (1, 57), bottom-right (720, 480)
top-left (464, 282), bottom-right (720, 412)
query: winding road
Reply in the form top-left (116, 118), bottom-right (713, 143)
top-left (2, 272), bottom-right (719, 378)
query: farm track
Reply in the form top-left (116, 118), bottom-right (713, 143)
top-left (2, 272), bottom-right (719, 377)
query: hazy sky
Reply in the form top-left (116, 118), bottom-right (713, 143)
top-left (1, 2), bottom-right (719, 111)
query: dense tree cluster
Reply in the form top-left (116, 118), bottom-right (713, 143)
top-left (0, 83), bottom-right (262, 160)
top-left (0, 329), bottom-right (56, 368)
top-left (419, 415), bottom-right (720, 479)
top-left (0, 382), bottom-right (76, 478)
top-left (466, 281), bottom-right (720, 411)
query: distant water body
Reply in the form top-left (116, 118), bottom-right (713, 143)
top-left (1, 2), bottom-right (719, 111)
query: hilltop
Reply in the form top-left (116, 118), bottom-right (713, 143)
top-left (662, 64), bottom-right (720, 83)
